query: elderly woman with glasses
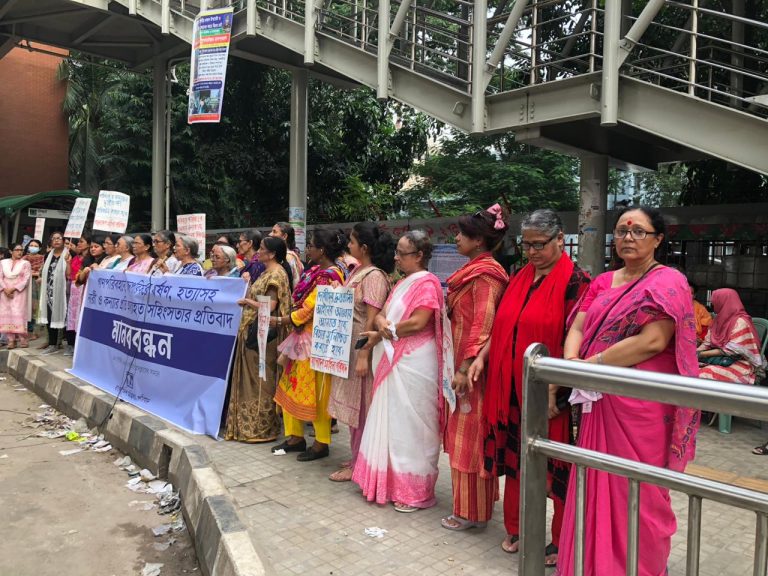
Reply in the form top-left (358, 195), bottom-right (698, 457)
top-left (205, 244), bottom-right (240, 278)
top-left (149, 230), bottom-right (181, 275)
top-left (173, 235), bottom-right (204, 276)
top-left (468, 209), bottom-right (590, 565)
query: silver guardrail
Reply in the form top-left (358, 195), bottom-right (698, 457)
top-left (519, 342), bottom-right (768, 576)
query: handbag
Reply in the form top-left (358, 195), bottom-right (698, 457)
top-left (700, 355), bottom-right (737, 367)
top-left (245, 319), bottom-right (278, 351)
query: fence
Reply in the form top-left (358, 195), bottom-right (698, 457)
top-left (519, 343), bottom-right (768, 576)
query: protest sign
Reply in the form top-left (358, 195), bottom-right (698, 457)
top-left (288, 206), bottom-right (306, 255)
top-left (93, 190), bottom-right (130, 233)
top-left (64, 197), bottom-right (92, 239)
top-left (428, 244), bottom-right (469, 288)
top-left (310, 286), bottom-right (354, 378)
top-left (188, 7), bottom-right (234, 124)
top-left (71, 270), bottom-right (246, 437)
top-left (177, 213), bottom-right (206, 254)
top-left (256, 295), bottom-right (271, 381)
top-left (34, 218), bottom-right (45, 242)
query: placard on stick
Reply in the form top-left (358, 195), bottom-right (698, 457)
top-left (34, 218), bottom-right (45, 242)
top-left (63, 198), bottom-right (92, 239)
top-left (310, 286), bottom-right (355, 378)
top-left (93, 191), bottom-right (130, 233)
top-left (177, 213), bottom-right (206, 254)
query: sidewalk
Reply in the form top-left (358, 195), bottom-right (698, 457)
top-left (27, 348), bottom-right (768, 576)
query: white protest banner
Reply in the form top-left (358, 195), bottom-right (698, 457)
top-left (428, 244), bottom-right (469, 288)
top-left (177, 213), bottom-right (207, 254)
top-left (188, 7), bottom-right (234, 124)
top-left (310, 286), bottom-right (354, 378)
top-left (34, 218), bottom-right (45, 241)
top-left (93, 190), bottom-right (130, 233)
top-left (288, 206), bottom-right (306, 256)
top-left (256, 295), bottom-right (271, 381)
top-left (64, 197), bottom-right (92, 239)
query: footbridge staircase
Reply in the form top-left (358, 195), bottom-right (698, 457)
top-left (1, 0), bottom-right (767, 174)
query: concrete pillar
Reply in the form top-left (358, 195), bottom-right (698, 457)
top-left (288, 69), bottom-right (308, 256)
top-left (151, 59), bottom-right (167, 232)
top-left (577, 155), bottom-right (609, 277)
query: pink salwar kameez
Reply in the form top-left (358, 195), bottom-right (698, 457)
top-left (352, 270), bottom-right (446, 509)
top-left (0, 258), bottom-right (32, 341)
top-left (556, 267), bottom-right (700, 576)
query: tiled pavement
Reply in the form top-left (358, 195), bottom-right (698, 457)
top-left (33, 350), bottom-right (768, 575)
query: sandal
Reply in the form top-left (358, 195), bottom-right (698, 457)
top-left (328, 467), bottom-right (354, 482)
top-left (393, 502), bottom-right (420, 513)
top-left (753, 442), bottom-right (768, 456)
top-left (545, 543), bottom-right (559, 568)
top-left (501, 534), bottom-right (520, 554)
top-left (440, 514), bottom-right (487, 531)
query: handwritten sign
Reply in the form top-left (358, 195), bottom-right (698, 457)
top-left (93, 190), bottom-right (130, 233)
top-left (34, 218), bottom-right (45, 242)
top-left (64, 198), bottom-right (92, 239)
top-left (256, 295), bottom-right (271, 381)
top-left (177, 213), bottom-right (207, 255)
top-left (310, 286), bottom-right (354, 378)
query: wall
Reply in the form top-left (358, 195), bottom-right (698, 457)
top-left (0, 44), bottom-right (69, 197)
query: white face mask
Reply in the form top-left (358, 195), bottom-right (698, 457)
top-left (28, 246), bottom-right (40, 254)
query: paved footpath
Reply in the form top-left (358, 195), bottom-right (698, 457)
top-left (34, 350), bottom-right (768, 575)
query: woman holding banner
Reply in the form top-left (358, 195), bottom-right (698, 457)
top-left (272, 229), bottom-right (346, 461)
top-left (352, 230), bottom-right (447, 513)
top-left (225, 237), bottom-right (293, 443)
top-left (127, 234), bottom-right (156, 274)
top-left (327, 222), bottom-right (394, 483)
top-left (109, 236), bottom-right (134, 271)
top-left (62, 235), bottom-right (90, 356)
top-left (173, 235), bottom-right (204, 276)
top-left (98, 234), bottom-right (122, 269)
top-left (39, 232), bottom-right (70, 355)
top-left (0, 242), bottom-right (32, 349)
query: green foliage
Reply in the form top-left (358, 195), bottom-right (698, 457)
top-left (407, 129), bottom-right (580, 217)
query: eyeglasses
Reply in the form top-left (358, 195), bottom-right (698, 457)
top-left (521, 233), bottom-right (558, 252)
top-left (614, 227), bottom-right (659, 240)
top-left (395, 249), bottom-right (419, 257)
top-left (152, 239), bottom-right (165, 245)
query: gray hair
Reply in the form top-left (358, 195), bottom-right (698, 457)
top-left (177, 234), bottom-right (199, 259)
top-left (520, 209), bottom-right (563, 237)
top-left (402, 229), bottom-right (433, 266)
top-left (216, 244), bottom-right (237, 267)
top-left (120, 235), bottom-right (134, 254)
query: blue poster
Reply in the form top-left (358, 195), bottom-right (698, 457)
top-left (70, 270), bottom-right (247, 437)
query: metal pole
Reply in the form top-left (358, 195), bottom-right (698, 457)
top-left (730, 0), bottom-right (745, 108)
top-left (601, 0), bottom-right (621, 125)
top-left (377, 0), bottom-right (391, 99)
top-left (289, 70), bottom-right (308, 257)
top-left (688, 0), bottom-right (698, 96)
top-left (617, 0), bottom-right (665, 66)
top-left (483, 0), bottom-right (528, 87)
top-left (756, 512), bottom-right (768, 576)
top-left (686, 495), bottom-right (702, 575)
top-left (470, 0), bottom-right (487, 133)
top-left (151, 59), bottom-right (167, 233)
top-left (529, 0), bottom-right (538, 85)
top-left (626, 479), bottom-right (641, 576)
top-left (164, 64), bottom-right (172, 231)
top-left (519, 343), bottom-right (549, 576)
top-left (11, 210), bottom-right (20, 243)
top-left (574, 465), bottom-right (587, 576)
top-left (304, 0), bottom-right (316, 65)
top-left (161, 0), bottom-right (171, 34)
top-left (577, 155), bottom-right (608, 277)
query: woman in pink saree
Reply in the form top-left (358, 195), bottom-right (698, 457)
top-left (353, 230), bottom-right (447, 513)
top-left (556, 207), bottom-right (699, 576)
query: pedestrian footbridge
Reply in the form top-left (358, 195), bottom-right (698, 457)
top-left (1, 0), bottom-right (767, 175)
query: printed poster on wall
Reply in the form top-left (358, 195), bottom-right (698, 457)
top-left (188, 7), bottom-right (234, 124)
top-left (93, 190), bottom-right (130, 233)
top-left (310, 286), bottom-right (354, 378)
top-left (64, 198), bottom-right (92, 239)
top-left (177, 213), bottom-right (206, 255)
top-left (70, 270), bottom-right (246, 437)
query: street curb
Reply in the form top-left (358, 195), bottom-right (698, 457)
top-left (3, 349), bottom-right (267, 576)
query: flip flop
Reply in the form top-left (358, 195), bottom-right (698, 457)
top-left (501, 534), bottom-right (520, 554)
top-left (440, 514), bottom-right (487, 531)
top-left (393, 502), bottom-right (419, 513)
top-left (545, 543), bottom-right (559, 568)
top-left (753, 443), bottom-right (768, 455)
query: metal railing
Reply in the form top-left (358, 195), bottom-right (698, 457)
top-left (519, 343), bottom-right (768, 576)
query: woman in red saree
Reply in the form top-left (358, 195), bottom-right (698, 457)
top-left (556, 207), bottom-right (700, 576)
top-left (468, 209), bottom-right (590, 566)
top-left (441, 206), bottom-right (509, 531)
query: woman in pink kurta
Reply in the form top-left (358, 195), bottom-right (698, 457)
top-left (556, 207), bottom-right (699, 576)
top-left (0, 243), bottom-right (32, 348)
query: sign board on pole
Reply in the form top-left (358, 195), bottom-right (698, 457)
top-left (188, 7), bottom-right (234, 124)
top-left (93, 190), bottom-right (130, 233)
top-left (177, 213), bottom-right (207, 255)
top-left (28, 208), bottom-right (71, 220)
top-left (310, 286), bottom-right (355, 378)
top-left (34, 218), bottom-right (45, 241)
top-left (64, 198), bottom-right (93, 239)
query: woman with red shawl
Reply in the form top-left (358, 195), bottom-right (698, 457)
top-left (441, 206), bottom-right (509, 531)
top-left (468, 209), bottom-right (590, 567)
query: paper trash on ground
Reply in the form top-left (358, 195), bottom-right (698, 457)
top-left (364, 527), bottom-right (388, 538)
top-left (141, 563), bottom-right (164, 576)
top-left (59, 448), bottom-right (84, 456)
